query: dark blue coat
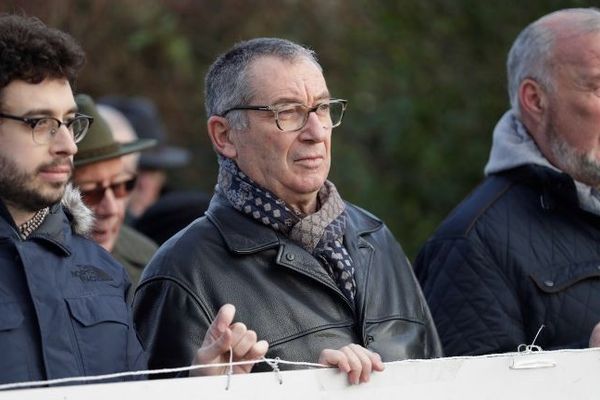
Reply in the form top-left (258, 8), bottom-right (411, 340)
top-left (415, 165), bottom-right (600, 356)
top-left (0, 198), bottom-right (146, 385)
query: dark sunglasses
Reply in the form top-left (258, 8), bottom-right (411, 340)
top-left (80, 177), bottom-right (137, 206)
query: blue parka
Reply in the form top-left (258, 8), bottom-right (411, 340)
top-left (0, 186), bottom-right (146, 385)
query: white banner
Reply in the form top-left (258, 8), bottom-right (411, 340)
top-left (0, 348), bottom-right (598, 399)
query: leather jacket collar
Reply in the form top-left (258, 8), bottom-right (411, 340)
top-left (205, 193), bottom-right (383, 255)
top-left (205, 193), bottom-right (384, 312)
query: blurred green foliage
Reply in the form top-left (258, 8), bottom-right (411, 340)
top-left (1, 0), bottom-right (592, 258)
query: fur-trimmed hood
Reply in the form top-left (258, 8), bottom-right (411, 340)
top-left (61, 183), bottom-right (95, 236)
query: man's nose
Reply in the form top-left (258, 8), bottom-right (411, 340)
top-left (49, 125), bottom-right (78, 156)
top-left (300, 111), bottom-right (329, 142)
top-left (95, 188), bottom-right (120, 216)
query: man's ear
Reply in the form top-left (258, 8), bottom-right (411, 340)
top-left (207, 116), bottom-right (237, 159)
top-left (519, 78), bottom-right (547, 125)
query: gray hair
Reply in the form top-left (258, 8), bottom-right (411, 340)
top-left (507, 8), bottom-right (600, 115)
top-left (204, 37), bottom-right (321, 129)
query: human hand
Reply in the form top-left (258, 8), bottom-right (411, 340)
top-left (190, 304), bottom-right (269, 376)
top-left (589, 322), bottom-right (600, 347)
top-left (318, 344), bottom-right (384, 384)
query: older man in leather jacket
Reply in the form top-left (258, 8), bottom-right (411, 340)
top-left (133, 37), bottom-right (442, 385)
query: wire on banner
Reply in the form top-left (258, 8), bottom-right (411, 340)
top-left (0, 358), bottom-right (328, 392)
top-left (262, 357), bottom-right (283, 384)
top-left (225, 346), bottom-right (233, 390)
top-left (510, 325), bottom-right (557, 370)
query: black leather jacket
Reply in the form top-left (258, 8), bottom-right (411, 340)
top-left (133, 194), bottom-right (441, 375)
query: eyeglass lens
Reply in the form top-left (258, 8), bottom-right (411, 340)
top-left (80, 177), bottom-right (137, 206)
top-left (32, 116), bottom-right (90, 144)
top-left (277, 101), bottom-right (345, 132)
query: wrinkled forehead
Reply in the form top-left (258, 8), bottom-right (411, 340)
top-left (539, 11), bottom-right (600, 62)
top-left (245, 56), bottom-right (329, 103)
top-left (548, 32), bottom-right (600, 86)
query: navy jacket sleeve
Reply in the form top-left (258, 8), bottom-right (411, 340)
top-left (415, 234), bottom-right (527, 356)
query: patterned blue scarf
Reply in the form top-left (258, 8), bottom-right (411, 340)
top-left (216, 157), bottom-right (356, 303)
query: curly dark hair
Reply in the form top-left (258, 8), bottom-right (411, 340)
top-left (0, 14), bottom-right (85, 93)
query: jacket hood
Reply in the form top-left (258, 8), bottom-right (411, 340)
top-left (61, 183), bottom-right (94, 236)
top-left (484, 110), bottom-right (600, 216)
top-left (484, 110), bottom-right (559, 176)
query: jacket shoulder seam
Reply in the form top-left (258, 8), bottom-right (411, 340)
top-left (137, 274), bottom-right (210, 316)
top-left (436, 175), bottom-right (515, 237)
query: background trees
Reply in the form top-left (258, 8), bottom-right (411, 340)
top-left (2, 0), bottom-right (589, 258)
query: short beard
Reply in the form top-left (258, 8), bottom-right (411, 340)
top-left (0, 153), bottom-right (69, 213)
top-left (547, 124), bottom-right (600, 187)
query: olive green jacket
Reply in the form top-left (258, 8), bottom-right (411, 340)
top-left (113, 224), bottom-right (158, 297)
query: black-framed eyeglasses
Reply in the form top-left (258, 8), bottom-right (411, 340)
top-left (220, 99), bottom-right (348, 132)
top-left (0, 113), bottom-right (94, 145)
top-left (80, 176), bottom-right (137, 206)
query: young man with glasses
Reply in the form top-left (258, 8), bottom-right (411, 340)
top-left (0, 14), bottom-right (148, 384)
top-left (133, 37), bottom-right (442, 385)
top-left (0, 14), bottom-right (268, 386)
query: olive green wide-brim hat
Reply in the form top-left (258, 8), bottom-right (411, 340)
top-left (74, 94), bottom-right (157, 167)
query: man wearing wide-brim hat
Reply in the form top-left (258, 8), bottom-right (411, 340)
top-left (98, 95), bottom-right (191, 221)
top-left (73, 94), bottom-right (157, 290)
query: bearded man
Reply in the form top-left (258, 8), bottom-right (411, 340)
top-left (0, 14), bottom-right (148, 383)
top-left (0, 14), bottom-right (266, 385)
top-left (415, 8), bottom-right (600, 356)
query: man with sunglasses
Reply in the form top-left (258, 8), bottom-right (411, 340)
top-left (0, 15), bottom-right (268, 386)
top-left (133, 38), bottom-right (442, 385)
top-left (73, 94), bottom-right (158, 292)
